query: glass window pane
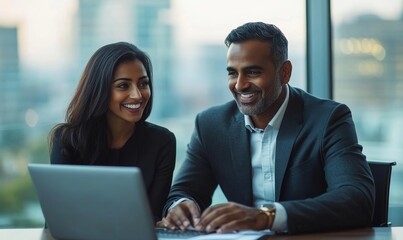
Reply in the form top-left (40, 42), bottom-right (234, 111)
top-left (332, 0), bottom-right (403, 225)
top-left (0, 0), bottom-right (305, 227)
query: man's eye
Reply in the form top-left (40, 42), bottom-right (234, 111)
top-left (228, 71), bottom-right (238, 78)
top-left (247, 70), bottom-right (260, 75)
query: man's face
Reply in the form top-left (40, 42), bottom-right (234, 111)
top-left (226, 40), bottom-right (284, 118)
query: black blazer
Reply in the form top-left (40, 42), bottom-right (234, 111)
top-left (50, 121), bottom-right (176, 221)
top-left (165, 86), bottom-right (374, 233)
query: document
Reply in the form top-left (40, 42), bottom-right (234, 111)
top-left (188, 230), bottom-right (272, 240)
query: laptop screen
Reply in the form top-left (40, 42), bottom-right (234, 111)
top-left (28, 163), bottom-right (157, 240)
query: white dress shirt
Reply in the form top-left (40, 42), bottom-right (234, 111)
top-left (170, 85), bottom-right (290, 232)
top-left (244, 84), bottom-right (289, 232)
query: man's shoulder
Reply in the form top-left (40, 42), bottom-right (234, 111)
top-left (289, 86), bottom-right (351, 122)
top-left (290, 86), bottom-right (346, 109)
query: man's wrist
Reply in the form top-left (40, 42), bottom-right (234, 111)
top-left (259, 202), bottom-right (276, 229)
top-left (168, 198), bottom-right (201, 214)
top-left (168, 198), bottom-right (191, 211)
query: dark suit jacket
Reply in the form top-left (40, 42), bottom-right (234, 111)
top-left (164, 86), bottom-right (375, 233)
top-left (50, 121), bottom-right (176, 221)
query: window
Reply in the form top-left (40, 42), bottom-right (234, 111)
top-left (332, 0), bottom-right (403, 225)
top-left (0, 0), bottom-right (306, 227)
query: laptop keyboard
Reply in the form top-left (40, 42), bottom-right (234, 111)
top-left (155, 227), bottom-right (208, 239)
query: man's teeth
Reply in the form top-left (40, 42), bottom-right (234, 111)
top-left (124, 103), bottom-right (140, 109)
top-left (241, 93), bottom-right (254, 98)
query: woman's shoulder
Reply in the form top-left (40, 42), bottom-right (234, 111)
top-left (49, 124), bottom-right (67, 141)
top-left (139, 121), bottom-right (176, 141)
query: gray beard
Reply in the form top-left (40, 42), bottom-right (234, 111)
top-left (235, 86), bottom-right (282, 116)
top-left (236, 99), bottom-right (269, 116)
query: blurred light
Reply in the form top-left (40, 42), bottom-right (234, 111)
top-left (25, 108), bottom-right (39, 128)
top-left (358, 60), bottom-right (384, 76)
top-left (337, 38), bottom-right (386, 60)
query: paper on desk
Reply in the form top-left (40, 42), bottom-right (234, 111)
top-left (188, 230), bottom-right (272, 240)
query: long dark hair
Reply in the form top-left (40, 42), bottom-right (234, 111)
top-left (49, 42), bottom-right (153, 164)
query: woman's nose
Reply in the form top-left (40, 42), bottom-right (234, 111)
top-left (129, 87), bottom-right (142, 99)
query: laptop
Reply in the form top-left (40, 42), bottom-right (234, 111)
top-left (28, 163), bottom-right (160, 240)
top-left (28, 163), bottom-right (269, 240)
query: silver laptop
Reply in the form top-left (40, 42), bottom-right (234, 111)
top-left (28, 164), bottom-right (268, 240)
top-left (28, 163), bottom-right (157, 240)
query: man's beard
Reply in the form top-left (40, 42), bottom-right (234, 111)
top-left (234, 78), bottom-right (282, 116)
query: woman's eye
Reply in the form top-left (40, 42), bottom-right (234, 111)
top-left (139, 81), bottom-right (149, 88)
top-left (117, 83), bottom-right (129, 89)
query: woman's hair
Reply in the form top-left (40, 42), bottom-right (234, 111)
top-left (49, 42), bottom-right (153, 164)
top-left (224, 22), bottom-right (288, 70)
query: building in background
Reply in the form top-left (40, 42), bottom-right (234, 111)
top-left (334, 12), bottom-right (403, 160)
top-left (0, 27), bottom-right (22, 149)
top-left (333, 8), bottom-right (403, 225)
top-left (77, 0), bottom-right (178, 119)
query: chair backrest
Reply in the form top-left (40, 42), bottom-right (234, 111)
top-left (368, 160), bottom-right (396, 227)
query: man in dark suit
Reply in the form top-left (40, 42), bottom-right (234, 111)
top-left (159, 22), bottom-right (375, 234)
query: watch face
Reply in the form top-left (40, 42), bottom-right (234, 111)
top-left (259, 202), bottom-right (276, 229)
top-left (261, 202), bottom-right (275, 211)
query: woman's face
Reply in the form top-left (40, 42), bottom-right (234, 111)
top-left (107, 59), bottom-right (151, 126)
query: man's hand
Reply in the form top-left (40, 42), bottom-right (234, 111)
top-left (156, 200), bottom-right (201, 230)
top-left (195, 202), bottom-right (268, 233)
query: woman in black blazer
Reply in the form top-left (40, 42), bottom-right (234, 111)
top-left (48, 42), bottom-right (176, 222)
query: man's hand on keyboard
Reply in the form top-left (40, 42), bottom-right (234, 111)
top-left (157, 200), bottom-right (201, 231)
top-left (194, 202), bottom-right (268, 233)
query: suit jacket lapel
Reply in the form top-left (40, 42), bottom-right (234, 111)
top-left (229, 111), bottom-right (253, 205)
top-left (275, 87), bottom-right (304, 201)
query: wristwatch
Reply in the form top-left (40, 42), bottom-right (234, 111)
top-left (259, 202), bottom-right (276, 229)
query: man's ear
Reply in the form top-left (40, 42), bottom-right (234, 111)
top-left (280, 60), bottom-right (292, 85)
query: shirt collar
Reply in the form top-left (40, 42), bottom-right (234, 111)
top-left (245, 84), bottom-right (290, 132)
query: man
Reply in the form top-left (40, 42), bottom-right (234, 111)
top-left (160, 22), bottom-right (375, 234)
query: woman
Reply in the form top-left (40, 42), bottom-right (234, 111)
top-left (49, 42), bottom-right (176, 221)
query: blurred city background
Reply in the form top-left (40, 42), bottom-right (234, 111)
top-left (0, 0), bottom-right (402, 227)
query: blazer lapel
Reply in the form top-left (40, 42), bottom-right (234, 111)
top-left (275, 87), bottom-right (304, 201)
top-left (229, 111), bottom-right (253, 205)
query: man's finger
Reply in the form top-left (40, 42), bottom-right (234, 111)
top-left (184, 201), bottom-right (201, 226)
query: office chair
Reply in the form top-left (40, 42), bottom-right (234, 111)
top-left (367, 160), bottom-right (396, 227)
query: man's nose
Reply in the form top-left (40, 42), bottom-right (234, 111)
top-left (235, 76), bottom-right (249, 92)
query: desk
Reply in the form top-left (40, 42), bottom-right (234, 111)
top-left (0, 227), bottom-right (402, 239)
